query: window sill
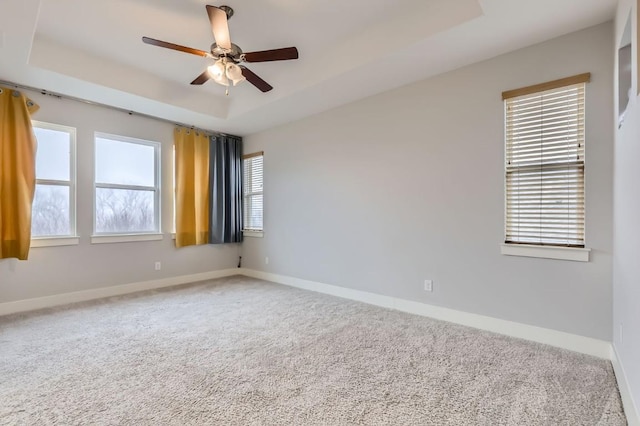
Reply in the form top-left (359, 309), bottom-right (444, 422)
top-left (243, 230), bottom-right (264, 238)
top-left (31, 236), bottom-right (80, 248)
top-left (501, 244), bottom-right (590, 262)
top-left (91, 234), bottom-right (164, 244)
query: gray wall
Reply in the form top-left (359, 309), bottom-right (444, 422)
top-left (242, 23), bottom-right (614, 341)
top-left (614, 0), bottom-right (640, 415)
top-left (0, 92), bottom-right (239, 303)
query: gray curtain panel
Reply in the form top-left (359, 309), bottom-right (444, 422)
top-left (209, 135), bottom-right (243, 244)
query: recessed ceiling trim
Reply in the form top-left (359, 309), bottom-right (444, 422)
top-left (29, 35), bottom-right (230, 119)
top-left (0, 77), bottom-right (240, 137)
top-left (14, 0), bottom-right (617, 135)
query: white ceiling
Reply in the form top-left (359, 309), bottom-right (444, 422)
top-left (0, 0), bottom-right (617, 135)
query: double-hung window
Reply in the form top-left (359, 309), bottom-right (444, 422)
top-left (94, 133), bottom-right (160, 236)
top-left (31, 121), bottom-right (77, 242)
top-left (503, 73), bottom-right (589, 250)
top-left (243, 152), bottom-right (264, 233)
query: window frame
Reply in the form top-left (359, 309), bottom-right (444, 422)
top-left (30, 120), bottom-right (78, 246)
top-left (243, 151), bottom-right (264, 236)
top-left (92, 132), bottom-right (162, 241)
top-left (501, 74), bottom-right (591, 262)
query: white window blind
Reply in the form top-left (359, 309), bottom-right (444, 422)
top-left (504, 79), bottom-right (586, 247)
top-left (243, 153), bottom-right (263, 231)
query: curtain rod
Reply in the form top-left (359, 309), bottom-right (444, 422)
top-left (0, 79), bottom-right (240, 138)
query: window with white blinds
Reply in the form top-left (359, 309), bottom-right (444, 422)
top-left (504, 74), bottom-right (589, 248)
top-left (243, 152), bottom-right (264, 231)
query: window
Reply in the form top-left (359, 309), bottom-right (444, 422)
top-left (503, 74), bottom-right (589, 248)
top-left (243, 152), bottom-right (263, 232)
top-left (94, 133), bottom-right (160, 235)
top-left (618, 12), bottom-right (633, 127)
top-left (31, 121), bottom-right (76, 238)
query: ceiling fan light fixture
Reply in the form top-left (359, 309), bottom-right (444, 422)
top-left (208, 58), bottom-right (246, 87)
top-left (207, 59), bottom-right (225, 78)
top-left (230, 77), bottom-right (245, 87)
top-left (226, 62), bottom-right (246, 86)
top-left (217, 74), bottom-right (230, 86)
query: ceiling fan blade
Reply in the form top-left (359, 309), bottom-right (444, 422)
top-left (142, 36), bottom-right (210, 57)
top-left (191, 70), bottom-right (210, 85)
top-left (206, 5), bottom-right (232, 50)
top-left (241, 66), bottom-right (273, 92)
top-left (242, 47), bottom-right (299, 63)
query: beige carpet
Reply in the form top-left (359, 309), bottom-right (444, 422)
top-left (0, 276), bottom-right (626, 425)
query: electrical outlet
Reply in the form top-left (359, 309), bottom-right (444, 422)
top-left (424, 279), bottom-right (433, 292)
top-left (155, 261), bottom-right (161, 271)
top-left (265, 257), bottom-right (269, 265)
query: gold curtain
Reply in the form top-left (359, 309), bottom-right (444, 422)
top-left (0, 87), bottom-right (39, 260)
top-left (174, 127), bottom-right (210, 247)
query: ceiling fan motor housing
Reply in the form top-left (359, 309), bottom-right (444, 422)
top-left (211, 43), bottom-right (243, 62)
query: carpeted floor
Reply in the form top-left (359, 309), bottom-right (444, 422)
top-left (0, 276), bottom-right (626, 425)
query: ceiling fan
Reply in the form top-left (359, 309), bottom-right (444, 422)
top-left (142, 5), bottom-right (299, 93)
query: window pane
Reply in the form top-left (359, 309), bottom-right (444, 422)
top-left (243, 156), bottom-right (263, 194)
top-left (245, 194), bottom-right (262, 229)
top-left (31, 185), bottom-right (70, 236)
top-left (95, 137), bottom-right (155, 186)
top-left (95, 188), bottom-right (156, 233)
top-left (243, 155), bottom-right (264, 231)
top-left (245, 194), bottom-right (263, 230)
top-left (33, 127), bottom-right (70, 181)
top-left (504, 82), bottom-right (585, 247)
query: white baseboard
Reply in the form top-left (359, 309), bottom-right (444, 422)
top-left (611, 345), bottom-right (640, 426)
top-left (239, 268), bottom-right (611, 359)
top-left (0, 269), bottom-right (240, 316)
top-left (2, 267), bottom-right (630, 422)
top-left (0, 266), bottom-right (614, 361)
